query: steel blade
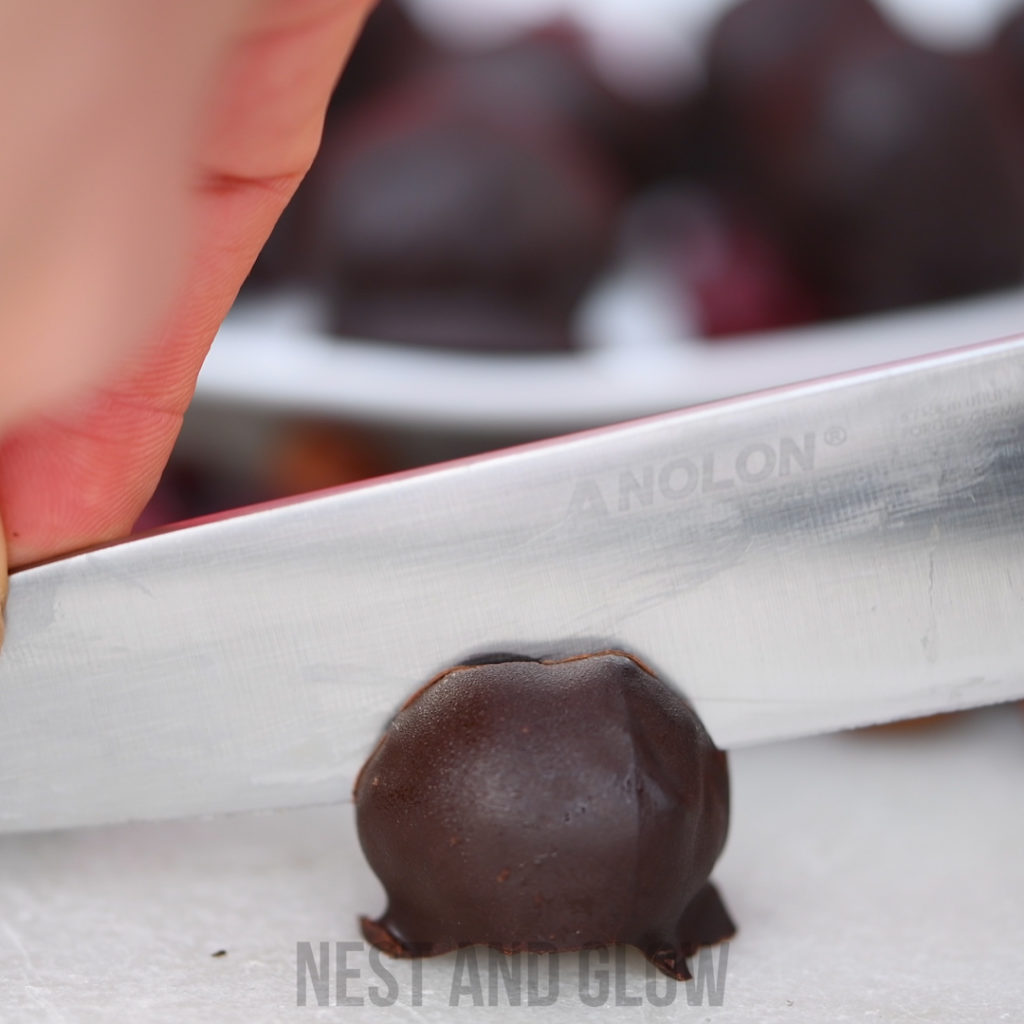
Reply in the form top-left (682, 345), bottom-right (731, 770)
top-left (3, 336), bottom-right (1024, 832)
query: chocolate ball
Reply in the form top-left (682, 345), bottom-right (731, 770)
top-left (786, 40), bottom-right (1024, 314)
top-left (702, 0), bottom-right (896, 189)
top-left (438, 22), bottom-right (695, 188)
top-left (353, 651), bottom-right (734, 980)
top-left (703, 0), bottom-right (1024, 316)
top-left (309, 80), bottom-right (620, 351)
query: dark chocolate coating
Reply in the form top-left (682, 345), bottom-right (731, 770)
top-left (440, 23), bottom-right (695, 188)
top-left (789, 40), bottom-right (1024, 313)
top-left (308, 77), bottom-right (620, 352)
top-left (702, 0), bottom-right (1024, 315)
top-left (702, 0), bottom-right (895, 189)
top-left (353, 651), bottom-right (734, 980)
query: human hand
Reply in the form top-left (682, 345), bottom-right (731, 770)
top-left (0, 0), bottom-right (374, 607)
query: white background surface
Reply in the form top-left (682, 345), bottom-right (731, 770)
top-left (3, 706), bottom-right (1023, 1023)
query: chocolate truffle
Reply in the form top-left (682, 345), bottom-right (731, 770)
top-left (353, 651), bottom-right (734, 981)
top-left (702, 0), bottom-right (896, 191)
top-left (786, 39), bottom-right (1024, 314)
top-left (308, 78), bottom-right (621, 351)
top-left (327, 0), bottom-right (441, 119)
top-left (436, 22), bottom-right (695, 188)
top-left (702, 0), bottom-right (1024, 316)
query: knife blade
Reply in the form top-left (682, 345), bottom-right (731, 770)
top-left (2, 335), bottom-right (1024, 834)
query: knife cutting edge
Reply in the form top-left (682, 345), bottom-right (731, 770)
top-left (2, 334), bottom-right (1024, 833)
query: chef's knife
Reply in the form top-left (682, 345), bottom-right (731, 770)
top-left (2, 335), bottom-right (1024, 834)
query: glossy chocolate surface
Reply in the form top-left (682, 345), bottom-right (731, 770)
top-left (354, 651), bottom-right (734, 980)
top-left (702, 0), bottom-right (1024, 315)
top-left (309, 76), bottom-right (619, 352)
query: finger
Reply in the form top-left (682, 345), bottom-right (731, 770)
top-left (0, 0), bottom-right (374, 569)
top-left (0, 179), bottom-right (292, 568)
top-left (0, 0), bottom-right (253, 430)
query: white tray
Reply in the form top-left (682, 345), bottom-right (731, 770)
top-left (195, 0), bottom-right (1024, 435)
top-left (201, 285), bottom-right (1024, 433)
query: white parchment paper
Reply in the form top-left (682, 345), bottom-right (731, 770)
top-left (3, 706), bottom-right (1022, 1023)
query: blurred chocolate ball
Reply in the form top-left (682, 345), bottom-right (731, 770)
top-left (786, 41), bottom-right (1024, 313)
top-left (703, 0), bottom-right (895, 180)
top-left (440, 22), bottom-right (696, 188)
top-left (701, 0), bottom-right (1024, 316)
top-left (308, 80), bottom-right (621, 351)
